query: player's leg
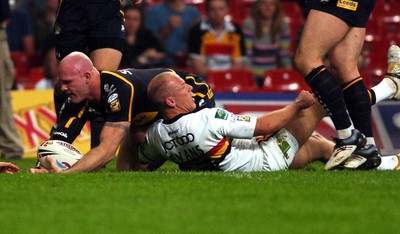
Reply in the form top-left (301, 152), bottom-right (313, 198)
top-left (260, 100), bottom-right (327, 171)
top-left (294, 10), bottom-right (359, 144)
top-left (89, 48), bottom-right (123, 71)
top-left (329, 27), bottom-right (376, 145)
top-left (295, 11), bottom-right (368, 170)
top-left (289, 134), bottom-right (333, 169)
top-left (369, 45), bottom-right (400, 103)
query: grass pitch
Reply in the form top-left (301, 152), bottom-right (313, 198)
top-left (1, 158), bottom-right (399, 234)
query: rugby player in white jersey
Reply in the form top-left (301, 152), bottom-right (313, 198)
top-left (139, 71), bottom-right (400, 171)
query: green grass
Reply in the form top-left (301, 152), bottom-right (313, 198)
top-left (1, 159), bottom-right (399, 234)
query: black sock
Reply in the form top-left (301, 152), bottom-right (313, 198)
top-left (342, 77), bottom-right (373, 137)
top-left (305, 65), bottom-right (352, 130)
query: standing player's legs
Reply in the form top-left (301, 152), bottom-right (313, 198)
top-left (294, 10), bottom-right (354, 138)
top-left (294, 10), bottom-right (366, 169)
top-left (90, 48), bottom-right (122, 71)
top-left (329, 27), bottom-right (376, 145)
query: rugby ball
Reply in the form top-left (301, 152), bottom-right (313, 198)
top-left (37, 140), bottom-right (83, 170)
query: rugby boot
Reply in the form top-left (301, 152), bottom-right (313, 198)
top-left (324, 129), bottom-right (367, 170)
top-left (386, 44), bottom-right (400, 100)
top-left (343, 144), bottom-right (382, 170)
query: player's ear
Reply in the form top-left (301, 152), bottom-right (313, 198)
top-left (165, 96), bottom-right (176, 107)
top-left (84, 72), bottom-right (91, 84)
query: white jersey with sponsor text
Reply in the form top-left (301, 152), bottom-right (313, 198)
top-left (140, 108), bottom-right (271, 171)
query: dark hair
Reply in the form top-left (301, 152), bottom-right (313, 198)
top-left (205, 0), bottom-right (230, 10)
top-left (123, 4), bottom-right (144, 17)
top-left (250, 0), bottom-right (284, 42)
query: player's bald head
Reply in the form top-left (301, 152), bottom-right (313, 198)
top-left (148, 71), bottom-right (180, 107)
top-left (58, 52), bottom-right (94, 77)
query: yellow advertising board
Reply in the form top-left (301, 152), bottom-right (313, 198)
top-left (11, 89), bottom-right (91, 158)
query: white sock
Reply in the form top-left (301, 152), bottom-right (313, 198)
top-left (371, 77), bottom-right (396, 102)
top-left (376, 155), bottom-right (399, 170)
top-left (366, 137), bottom-right (376, 145)
top-left (337, 126), bottom-right (354, 139)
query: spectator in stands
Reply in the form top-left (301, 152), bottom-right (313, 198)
top-left (30, 0), bottom-right (58, 53)
top-left (35, 35), bottom-right (57, 89)
top-left (0, 0), bottom-right (24, 159)
top-left (144, 0), bottom-right (201, 67)
top-left (6, 2), bottom-right (35, 53)
top-left (187, 0), bottom-right (246, 78)
top-left (120, 4), bottom-right (166, 69)
top-left (242, 0), bottom-right (292, 87)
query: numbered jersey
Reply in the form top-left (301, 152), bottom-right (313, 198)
top-left (140, 108), bottom-right (265, 171)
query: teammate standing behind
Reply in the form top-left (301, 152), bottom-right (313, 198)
top-left (293, 0), bottom-right (389, 169)
top-left (51, 0), bottom-right (141, 148)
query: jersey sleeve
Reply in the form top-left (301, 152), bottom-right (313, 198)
top-left (139, 130), bottom-right (165, 165)
top-left (101, 71), bottom-right (136, 123)
top-left (206, 108), bottom-right (256, 139)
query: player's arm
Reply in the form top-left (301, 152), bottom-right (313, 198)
top-left (30, 121), bottom-right (130, 173)
top-left (65, 121), bottom-right (130, 173)
top-left (253, 90), bottom-right (315, 136)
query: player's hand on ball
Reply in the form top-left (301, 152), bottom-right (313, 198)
top-left (29, 156), bottom-right (63, 174)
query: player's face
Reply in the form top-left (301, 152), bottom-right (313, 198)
top-left (207, 0), bottom-right (228, 27)
top-left (58, 72), bottom-right (88, 104)
top-left (259, 0), bottom-right (277, 19)
top-left (173, 77), bottom-right (196, 112)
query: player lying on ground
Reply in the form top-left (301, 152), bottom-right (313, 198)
top-left (138, 72), bottom-right (400, 171)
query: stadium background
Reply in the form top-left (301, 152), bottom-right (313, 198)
top-left (8, 0), bottom-right (400, 157)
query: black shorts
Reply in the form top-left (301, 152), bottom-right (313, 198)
top-left (54, 0), bottom-right (125, 60)
top-left (308, 0), bottom-right (376, 27)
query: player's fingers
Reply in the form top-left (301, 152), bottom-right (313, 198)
top-left (29, 167), bottom-right (49, 174)
top-left (47, 156), bottom-right (63, 173)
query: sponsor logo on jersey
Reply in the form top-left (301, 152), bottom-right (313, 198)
top-left (278, 140), bottom-right (290, 159)
top-left (104, 84), bottom-right (116, 96)
top-left (53, 131), bottom-right (68, 139)
top-left (198, 99), bottom-right (205, 107)
top-left (215, 109), bottom-right (229, 120)
top-left (337, 0), bottom-right (358, 11)
top-left (108, 93), bottom-right (118, 103)
top-left (163, 133), bottom-right (195, 152)
top-left (108, 94), bottom-right (121, 113)
top-left (236, 115), bottom-right (251, 122)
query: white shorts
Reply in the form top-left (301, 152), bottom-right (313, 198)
top-left (259, 128), bottom-right (299, 171)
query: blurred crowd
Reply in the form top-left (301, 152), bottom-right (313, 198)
top-left (5, 0), bottom-right (400, 90)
